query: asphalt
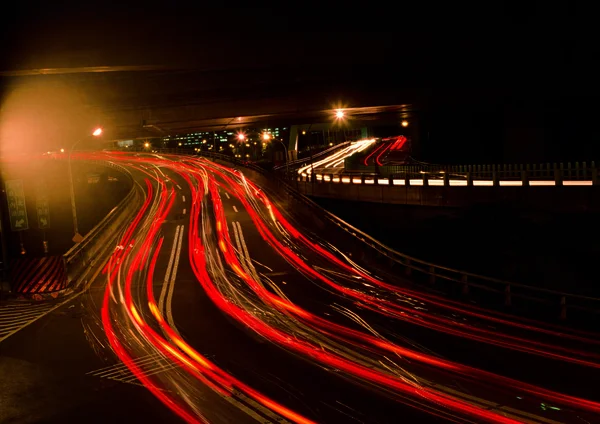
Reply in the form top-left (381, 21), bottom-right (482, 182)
top-left (1, 156), bottom-right (599, 424)
top-left (0, 162), bottom-right (438, 424)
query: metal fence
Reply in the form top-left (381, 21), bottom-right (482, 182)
top-left (339, 160), bottom-right (599, 185)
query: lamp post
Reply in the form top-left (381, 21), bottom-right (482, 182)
top-left (263, 131), bottom-right (289, 179)
top-left (68, 127), bottom-right (103, 242)
top-left (277, 140), bottom-right (289, 179)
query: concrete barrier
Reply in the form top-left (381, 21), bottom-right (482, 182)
top-left (62, 161), bottom-right (142, 291)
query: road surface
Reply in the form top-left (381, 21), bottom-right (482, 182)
top-left (2, 151), bottom-right (600, 423)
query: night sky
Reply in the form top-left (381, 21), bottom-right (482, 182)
top-left (2, 3), bottom-right (600, 162)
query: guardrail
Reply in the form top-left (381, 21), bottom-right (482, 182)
top-left (295, 169), bottom-right (598, 187)
top-left (347, 160), bottom-right (598, 179)
top-left (305, 160), bottom-right (600, 187)
top-left (186, 150), bottom-right (600, 324)
top-left (62, 160), bottom-right (142, 290)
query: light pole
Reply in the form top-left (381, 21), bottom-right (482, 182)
top-left (277, 140), bottom-right (289, 179)
top-left (68, 127), bottom-right (103, 242)
top-left (263, 131), bottom-right (289, 180)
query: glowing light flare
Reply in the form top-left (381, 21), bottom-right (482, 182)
top-left (335, 109), bottom-right (345, 119)
top-left (92, 127), bottom-right (103, 136)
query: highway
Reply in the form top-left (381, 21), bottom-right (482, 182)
top-left (2, 151), bottom-right (600, 423)
top-left (297, 139), bottom-right (376, 177)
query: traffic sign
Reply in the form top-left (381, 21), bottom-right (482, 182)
top-left (35, 180), bottom-right (51, 229)
top-left (5, 179), bottom-right (29, 231)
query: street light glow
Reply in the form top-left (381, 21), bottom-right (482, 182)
top-left (60, 148), bottom-right (65, 153)
top-left (335, 110), bottom-right (345, 119)
top-left (237, 133), bottom-right (246, 141)
top-left (401, 120), bottom-right (409, 127)
top-left (144, 142), bottom-right (150, 148)
top-left (92, 127), bottom-right (103, 137)
top-left (262, 132), bottom-right (271, 141)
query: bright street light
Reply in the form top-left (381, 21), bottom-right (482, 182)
top-left (335, 110), bottom-right (345, 119)
top-left (237, 133), bottom-right (246, 141)
top-left (60, 148), bottom-right (65, 153)
top-left (68, 126), bottom-right (104, 242)
top-left (144, 142), bottom-right (150, 148)
top-left (262, 132), bottom-right (271, 141)
top-left (401, 120), bottom-right (409, 127)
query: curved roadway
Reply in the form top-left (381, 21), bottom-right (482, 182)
top-left (2, 151), bottom-right (600, 423)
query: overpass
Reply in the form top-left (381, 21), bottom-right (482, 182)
top-left (280, 140), bottom-right (600, 210)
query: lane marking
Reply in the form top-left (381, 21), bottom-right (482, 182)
top-left (0, 245), bottom-right (108, 342)
top-left (176, 184), bottom-right (182, 190)
top-left (182, 195), bottom-right (186, 202)
top-left (159, 225), bottom-right (181, 318)
top-left (233, 222), bottom-right (261, 283)
top-left (183, 208), bottom-right (187, 215)
top-left (166, 225), bottom-right (184, 335)
top-left (225, 192), bottom-right (230, 200)
top-left (233, 205), bottom-right (238, 213)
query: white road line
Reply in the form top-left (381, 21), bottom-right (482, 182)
top-left (176, 184), bottom-right (182, 190)
top-left (159, 225), bottom-right (181, 316)
top-left (183, 208), bottom-right (187, 215)
top-left (233, 205), bottom-right (238, 213)
top-left (0, 298), bottom-right (73, 343)
top-left (231, 223), bottom-right (252, 279)
top-left (166, 225), bottom-right (184, 335)
top-left (88, 353), bottom-right (162, 374)
top-left (225, 192), bottom-right (230, 200)
top-left (0, 309), bottom-right (55, 319)
top-left (5, 202), bottom-right (134, 346)
top-left (234, 222), bottom-right (262, 283)
top-left (182, 195), bottom-right (186, 202)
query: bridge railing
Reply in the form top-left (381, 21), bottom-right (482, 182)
top-left (62, 160), bottom-right (142, 291)
top-left (301, 160), bottom-right (599, 186)
top-left (187, 150), bottom-right (600, 325)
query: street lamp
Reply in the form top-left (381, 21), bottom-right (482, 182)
top-left (262, 132), bottom-right (271, 141)
top-left (335, 109), bottom-right (345, 119)
top-left (144, 142), bottom-right (150, 148)
top-left (237, 133), bottom-right (246, 142)
top-left (68, 127), bottom-right (103, 242)
top-left (401, 120), bottom-right (409, 127)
